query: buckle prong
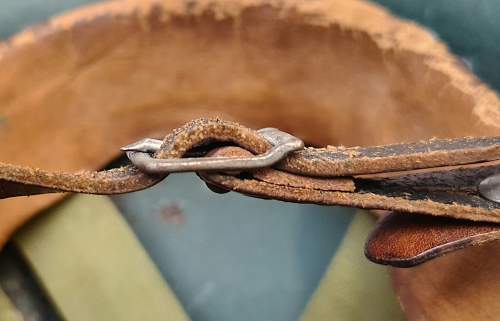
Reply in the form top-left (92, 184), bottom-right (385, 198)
top-left (120, 128), bottom-right (304, 174)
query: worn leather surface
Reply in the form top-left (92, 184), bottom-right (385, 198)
top-left (2, 116), bottom-right (500, 268)
top-left (1, 0), bottom-right (500, 318)
top-left (2, 118), bottom-right (500, 223)
top-left (1, 0), bottom-right (499, 239)
top-left (201, 140), bottom-right (500, 223)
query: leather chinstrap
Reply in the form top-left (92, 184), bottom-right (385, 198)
top-left (2, 118), bottom-right (500, 267)
top-left (2, 118), bottom-right (500, 222)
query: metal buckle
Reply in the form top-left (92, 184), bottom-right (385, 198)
top-left (479, 174), bottom-right (500, 204)
top-left (120, 128), bottom-right (304, 174)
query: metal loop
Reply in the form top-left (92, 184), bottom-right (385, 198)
top-left (479, 173), bottom-right (500, 204)
top-left (121, 128), bottom-right (304, 174)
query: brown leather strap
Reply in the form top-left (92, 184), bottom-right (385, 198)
top-left (202, 161), bottom-right (500, 222)
top-left (0, 118), bottom-right (268, 198)
top-left (0, 119), bottom-right (500, 216)
top-left (2, 118), bottom-right (500, 266)
top-left (2, 118), bottom-right (500, 217)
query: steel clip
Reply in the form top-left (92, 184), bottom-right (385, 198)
top-left (479, 174), bottom-right (500, 204)
top-left (120, 128), bottom-right (304, 174)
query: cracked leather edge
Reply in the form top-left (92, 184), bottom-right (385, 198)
top-left (200, 172), bottom-right (500, 223)
top-left (0, 165), bottom-right (163, 198)
top-left (280, 136), bottom-right (500, 177)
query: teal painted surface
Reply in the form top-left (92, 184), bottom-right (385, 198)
top-left (112, 174), bottom-right (354, 321)
top-left (0, 1), bottom-right (101, 39)
top-left (372, 0), bottom-right (500, 93)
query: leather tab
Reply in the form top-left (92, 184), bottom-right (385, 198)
top-left (365, 213), bottom-right (500, 267)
